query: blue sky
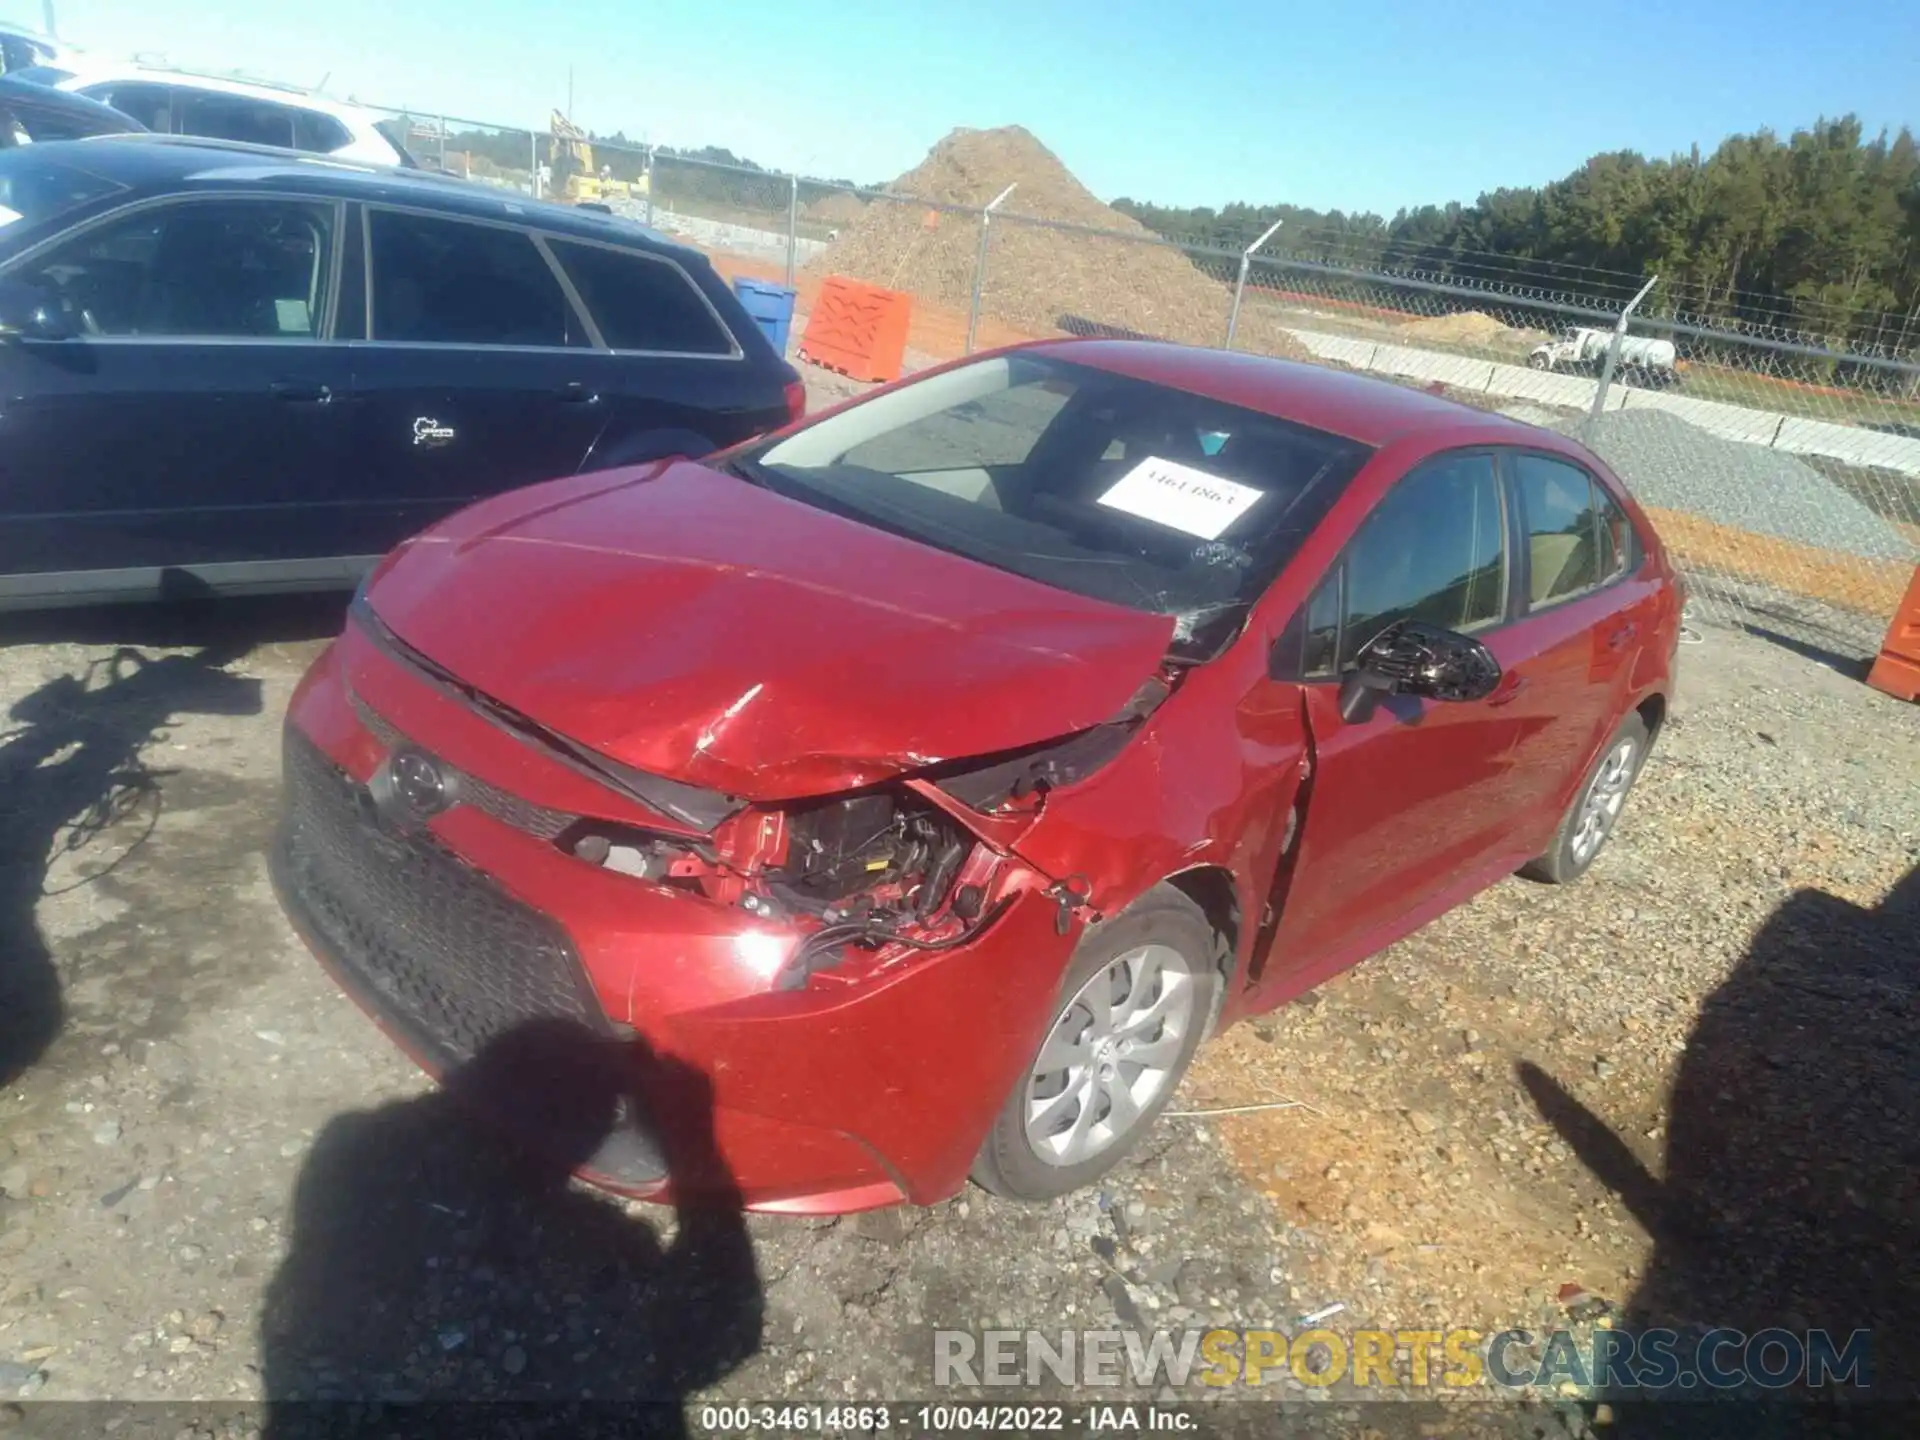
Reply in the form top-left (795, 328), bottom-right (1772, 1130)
top-left (16, 0), bottom-right (1918, 214)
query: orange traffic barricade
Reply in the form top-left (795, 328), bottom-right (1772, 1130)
top-left (798, 276), bottom-right (912, 384)
top-left (1866, 564), bottom-right (1920, 702)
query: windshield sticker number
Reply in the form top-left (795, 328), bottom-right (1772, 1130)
top-left (1096, 456), bottom-right (1263, 540)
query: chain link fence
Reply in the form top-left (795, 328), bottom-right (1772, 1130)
top-left (346, 103), bottom-right (1918, 661)
top-left (1220, 255), bottom-right (1919, 658)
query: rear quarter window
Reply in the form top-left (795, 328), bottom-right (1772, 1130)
top-left (547, 237), bottom-right (735, 355)
top-left (291, 109), bottom-right (353, 153)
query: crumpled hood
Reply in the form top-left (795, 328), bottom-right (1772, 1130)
top-left (365, 460), bottom-right (1176, 800)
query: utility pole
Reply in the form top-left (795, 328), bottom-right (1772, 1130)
top-left (42, 1), bottom-right (58, 37)
top-left (567, 67), bottom-right (574, 120)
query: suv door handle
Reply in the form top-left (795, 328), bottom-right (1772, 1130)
top-left (270, 381), bottom-right (332, 404)
top-left (555, 382), bottom-right (600, 404)
top-left (1605, 622), bottom-right (1639, 651)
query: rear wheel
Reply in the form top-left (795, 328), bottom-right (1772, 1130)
top-left (1527, 352), bottom-right (1551, 370)
top-left (972, 885), bottom-right (1220, 1201)
top-left (1522, 713), bottom-right (1649, 884)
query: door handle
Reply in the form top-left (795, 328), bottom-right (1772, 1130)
top-left (555, 382), bottom-right (600, 404)
top-left (1605, 622), bottom-right (1639, 651)
top-left (1486, 673), bottom-right (1527, 707)
top-left (270, 381), bottom-right (333, 404)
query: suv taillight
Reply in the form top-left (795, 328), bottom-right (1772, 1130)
top-left (783, 379), bottom-right (806, 426)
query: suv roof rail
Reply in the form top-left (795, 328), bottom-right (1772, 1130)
top-left (122, 59), bottom-right (319, 97)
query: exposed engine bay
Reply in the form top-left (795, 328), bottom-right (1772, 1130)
top-left (561, 786), bottom-right (1010, 989)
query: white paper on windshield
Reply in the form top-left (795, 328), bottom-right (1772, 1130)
top-left (0, 206), bottom-right (21, 229)
top-left (1096, 456), bottom-right (1263, 540)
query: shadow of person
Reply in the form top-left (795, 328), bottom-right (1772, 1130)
top-left (1519, 865), bottom-right (1919, 1428)
top-left (0, 639), bottom-right (262, 1088)
top-left (260, 1017), bottom-right (762, 1438)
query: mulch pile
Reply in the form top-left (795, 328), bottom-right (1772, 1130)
top-left (810, 126), bottom-right (1306, 358)
top-left (803, 191), bottom-right (868, 226)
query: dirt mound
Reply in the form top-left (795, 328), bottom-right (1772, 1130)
top-left (804, 191), bottom-right (867, 226)
top-left (810, 126), bottom-right (1305, 358)
top-left (1400, 310), bottom-right (1539, 350)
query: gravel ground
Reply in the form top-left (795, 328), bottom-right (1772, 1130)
top-left (1555, 408), bottom-right (1916, 563)
top-left (0, 370), bottom-right (1915, 1430)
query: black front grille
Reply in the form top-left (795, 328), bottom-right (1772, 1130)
top-left (274, 727), bottom-right (606, 1070)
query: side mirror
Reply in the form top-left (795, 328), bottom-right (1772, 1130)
top-left (0, 278), bottom-right (73, 341)
top-left (1337, 619), bottom-right (1502, 721)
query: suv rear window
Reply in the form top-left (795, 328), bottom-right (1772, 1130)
top-left (547, 238), bottom-right (734, 355)
top-left (291, 109), bottom-right (352, 153)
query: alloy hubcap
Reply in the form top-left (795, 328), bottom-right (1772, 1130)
top-left (1570, 737), bottom-right (1638, 864)
top-left (1023, 943), bottom-right (1195, 1167)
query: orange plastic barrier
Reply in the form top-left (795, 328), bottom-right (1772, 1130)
top-left (798, 276), bottom-right (912, 384)
top-left (1866, 565), bottom-right (1920, 702)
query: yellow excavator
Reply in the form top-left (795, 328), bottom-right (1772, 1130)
top-left (549, 110), bottom-right (648, 205)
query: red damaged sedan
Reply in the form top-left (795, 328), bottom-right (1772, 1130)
top-left (273, 341), bottom-right (1680, 1212)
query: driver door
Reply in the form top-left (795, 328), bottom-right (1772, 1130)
top-left (1261, 450), bottom-right (1529, 983)
top-left (0, 194), bottom-right (352, 601)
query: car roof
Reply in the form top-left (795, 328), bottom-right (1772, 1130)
top-left (47, 62), bottom-right (384, 125)
top-left (1027, 338), bottom-right (1579, 451)
top-left (24, 135), bottom-right (709, 260)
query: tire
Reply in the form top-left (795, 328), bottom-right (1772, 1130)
top-left (1521, 712), bottom-right (1650, 884)
top-left (1527, 352), bottom-right (1551, 371)
top-left (971, 885), bottom-right (1222, 1202)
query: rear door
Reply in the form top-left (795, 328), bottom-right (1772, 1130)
top-left (1263, 450), bottom-right (1529, 977)
top-left (345, 206), bottom-right (611, 542)
top-left (0, 192), bottom-right (353, 600)
top-left (542, 234), bottom-right (775, 464)
top-left (1485, 451), bottom-right (1661, 856)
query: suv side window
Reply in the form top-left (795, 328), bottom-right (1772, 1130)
top-left (10, 198), bottom-right (335, 338)
top-left (173, 90), bottom-right (298, 148)
top-left (1514, 454), bottom-right (1629, 607)
top-left (78, 82), bottom-right (173, 133)
top-left (367, 209), bottom-right (588, 348)
top-left (1338, 452), bottom-right (1507, 667)
top-left (546, 238), bottom-right (734, 355)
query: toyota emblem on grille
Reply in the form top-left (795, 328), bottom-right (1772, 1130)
top-left (388, 749), bottom-right (451, 818)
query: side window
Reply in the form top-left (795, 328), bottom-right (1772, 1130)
top-left (1594, 484), bottom-right (1633, 584)
top-left (1515, 454), bottom-right (1616, 607)
top-left (173, 91), bottom-right (298, 149)
top-left (291, 109), bottom-right (352, 154)
top-left (1339, 453), bottom-right (1507, 667)
top-left (80, 82), bottom-right (172, 133)
top-left (367, 209), bottom-right (588, 348)
top-left (12, 198), bottom-right (334, 338)
top-left (546, 238), bottom-right (734, 355)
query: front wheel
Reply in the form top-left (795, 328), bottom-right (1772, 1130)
top-left (1522, 712), bottom-right (1649, 884)
top-left (971, 885), bottom-right (1220, 1201)
top-left (1527, 352), bottom-right (1552, 370)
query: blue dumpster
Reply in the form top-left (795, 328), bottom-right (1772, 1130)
top-left (732, 278), bottom-right (797, 356)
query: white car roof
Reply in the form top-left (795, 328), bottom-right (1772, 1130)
top-left (49, 62), bottom-right (390, 129)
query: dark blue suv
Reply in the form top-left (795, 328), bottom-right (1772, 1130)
top-left (0, 136), bottom-right (803, 610)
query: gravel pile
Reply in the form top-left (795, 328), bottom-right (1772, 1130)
top-left (1555, 407), bottom-right (1917, 563)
